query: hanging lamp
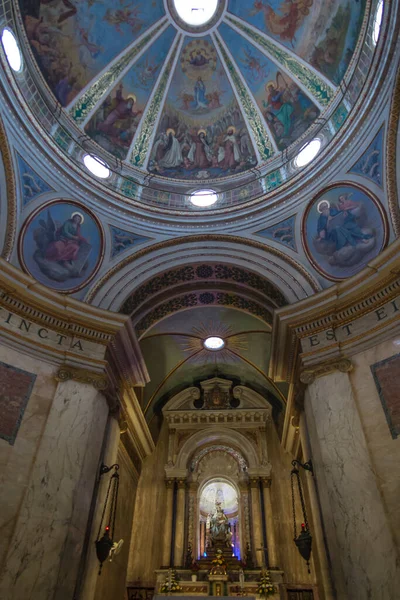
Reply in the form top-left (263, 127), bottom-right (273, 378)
top-left (290, 460), bottom-right (313, 573)
top-left (95, 463), bottom-right (120, 574)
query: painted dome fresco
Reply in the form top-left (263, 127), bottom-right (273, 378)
top-left (14, 0), bottom-right (368, 205)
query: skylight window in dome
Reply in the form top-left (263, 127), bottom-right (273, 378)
top-left (204, 336), bottom-right (225, 350)
top-left (294, 139), bottom-right (321, 168)
top-left (173, 0), bottom-right (219, 26)
top-left (190, 189), bottom-right (218, 207)
top-left (1, 28), bottom-right (22, 72)
top-left (83, 154), bottom-right (110, 179)
top-left (372, 0), bottom-right (384, 46)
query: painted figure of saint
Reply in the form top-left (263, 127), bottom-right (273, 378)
top-left (218, 126), bottom-right (241, 170)
top-left (45, 212), bottom-right (87, 265)
top-left (316, 198), bottom-right (372, 251)
top-left (193, 77), bottom-right (208, 110)
top-left (98, 84), bottom-right (142, 138)
top-left (189, 49), bottom-right (210, 67)
top-left (188, 129), bottom-right (213, 168)
top-left (158, 128), bottom-right (183, 169)
top-left (263, 80), bottom-right (294, 137)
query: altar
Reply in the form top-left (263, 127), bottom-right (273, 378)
top-left (155, 568), bottom-right (284, 598)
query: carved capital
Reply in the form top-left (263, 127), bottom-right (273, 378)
top-left (165, 478), bottom-right (175, 490)
top-left (177, 479), bottom-right (186, 490)
top-left (261, 477), bottom-right (272, 488)
top-left (300, 357), bottom-right (353, 384)
top-left (56, 366), bottom-right (108, 391)
top-left (250, 477), bottom-right (260, 488)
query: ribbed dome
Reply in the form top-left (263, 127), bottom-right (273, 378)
top-left (17, 0), bottom-right (367, 199)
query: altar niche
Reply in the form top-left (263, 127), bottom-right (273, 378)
top-left (199, 479), bottom-right (240, 560)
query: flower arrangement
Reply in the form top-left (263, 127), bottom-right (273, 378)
top-left (191, 560), bottom-right (200, 572)
top-left (160, 568), bottom-right (182, 593)
top-left (209, 549), bottom-right (227, 575)
top-left (257, 569), bottom-right (276, 597)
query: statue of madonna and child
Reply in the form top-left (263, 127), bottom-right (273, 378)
top-left (208, 502), bottom-right (233, 549)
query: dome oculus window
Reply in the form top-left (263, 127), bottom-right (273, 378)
top-left (204, 336), bottom-right (225, 351)
top-left (83, 154), bottom-right (110, 179)
top-left (294, 139), bottom-right (321, 168)
top-left (372, 0), bottom-right (384, 46)
top-left (173, 0), bottom-right (219, 26)
top-left (1, 28), bottom-right (22, 72)
top-left (190, 189), bottom-right (218, 207)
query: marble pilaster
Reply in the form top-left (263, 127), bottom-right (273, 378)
top-left (261, 478), bottom-right (278, 568)
top-left (173, 480), bottom-right (186, 567)
top-left (299, 414), bottom-right (334, 600)
top-left (0, 378), bottom-right (109, 600)
top-left (162, 479), bottom-right (175, 567)
top-left (250, 478), bottom-right (263, 567)
top-left (305, 370), bottom-right (400, 600)
top-left (79, 415), bottom-right (121, 600)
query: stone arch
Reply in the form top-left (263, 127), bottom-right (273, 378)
top-left (174, 427), bottom-right (260, 471)
top-left (85, 236), bottom-right (321, 309)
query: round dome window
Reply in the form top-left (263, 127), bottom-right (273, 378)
top-left (173, 0), bottom-right (219, 26)
top-left (190, 189), bottom-right (218, 207)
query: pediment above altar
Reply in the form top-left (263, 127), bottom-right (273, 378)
top-left (163, 378), bottom-right (273, 417)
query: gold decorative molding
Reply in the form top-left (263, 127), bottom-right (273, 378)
top-left (300, 358), bottom-right (353, 385)
top-left (56, 365), bottom-right (108, 390)
top-left (0, 258), bottom-right (128, 344)
top-left (387, 63), bottom-right (400, 237)
top-left (0, 114), bottom-right (17, 260)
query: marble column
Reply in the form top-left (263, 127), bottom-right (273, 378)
top-left (250, 478), bottom-right (264, 567)
top-left (79, 414), bottom-right (121, 600)
top-left (187, 482), bottom-right (199, 561)
top-left (174, 479), bottom-right (186, 567)
top-left (162, 479), bottom-right (175, 567)
top-left (0, 378), bottom-right (109, 600)
top-left (305, 370), bottom-right (400, 600)
top-left (299, 414), bottom-right (334, 600)
top-left (261, 478), bottom-right (278, 568)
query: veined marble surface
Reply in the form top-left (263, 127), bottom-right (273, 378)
top-left (350, 338), bottom-right (400, 554)
top-left (0, 378), bottom-right (108, 600)
top-left (305, 371), bottom-right (400, 600)
top-left (0, 344), bottom-right (58, 572)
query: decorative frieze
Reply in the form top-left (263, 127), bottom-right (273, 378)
top-left (270, 242), bottom-right (400, 383)
top-left (164, 410), bottom-right (270, 427)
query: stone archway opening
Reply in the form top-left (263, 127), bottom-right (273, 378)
top-left (198, 477), bottom-right (241, 560)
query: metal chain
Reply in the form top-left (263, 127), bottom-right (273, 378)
top-left (97, 471), bottom-right (113, 540)
top-left (290, 469), bottom-right (297, 539)
top-left (296, 469), bottom-right (309, 530)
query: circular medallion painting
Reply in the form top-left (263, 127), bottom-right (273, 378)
top-left (19, 201), bottom-right (104, 293)
top-left (302, 183), bottom-right (388, 281)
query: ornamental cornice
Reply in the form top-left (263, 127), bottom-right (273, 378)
top-left (0, 259), bottom-right (128, 344)
top-left (270, 239), bottom-right (400, 383)
top-left (165, 409), bottom-right (271, 428)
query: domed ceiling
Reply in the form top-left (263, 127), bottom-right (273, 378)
top-left (17, 0), bottom-right (366, 192)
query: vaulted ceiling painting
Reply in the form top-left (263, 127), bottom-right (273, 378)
top-left (18, 0), bottom-right (366, 186)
